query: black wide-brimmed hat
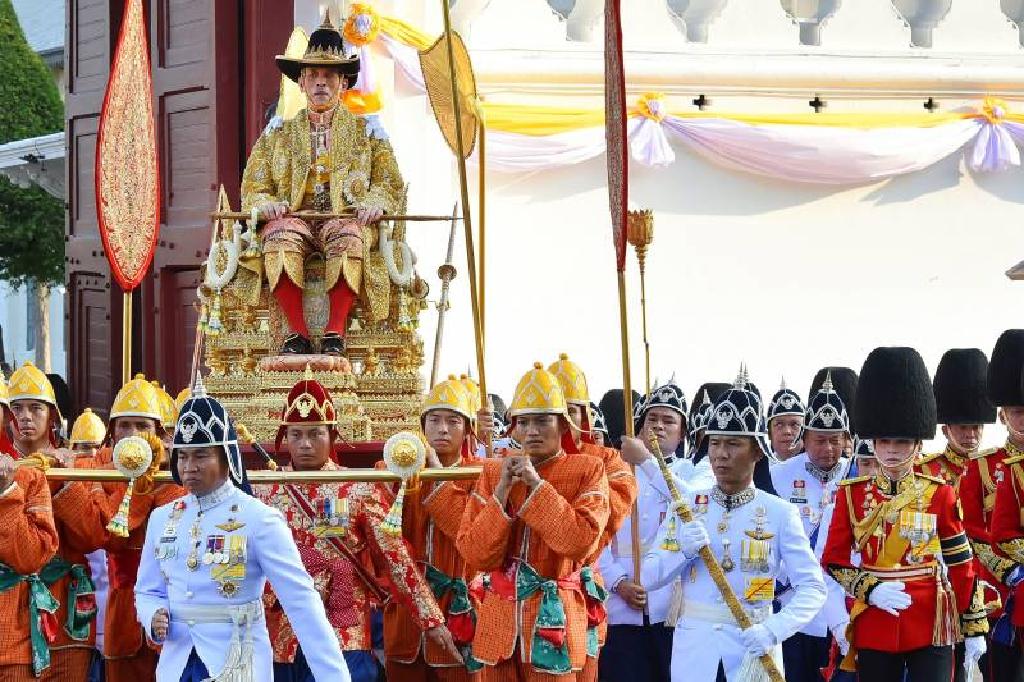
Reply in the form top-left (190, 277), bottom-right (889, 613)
top-left (855, 347), bottom-right (936, 441)
top-left (933, 348), bottom-right (996, 425)
top-left (276, 11), bottom-right (360, 84)
top-left (988, 330), bottom-right (1024, 407)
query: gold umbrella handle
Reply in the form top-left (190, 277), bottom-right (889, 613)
top-left (648, 437), bottom-right (785, 682)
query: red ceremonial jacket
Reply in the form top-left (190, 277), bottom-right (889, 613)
top-left (988, 443), bottom-right (1024, 626)
top-left (822, 471), bottom-right (984, 653)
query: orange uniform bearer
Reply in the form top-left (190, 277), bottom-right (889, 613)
top-left (95, 376), bottom-right (186, 682)
top-left (458, 362), bottom-right (610, 682)
top-left (7, 362), bottom-right (113, 682)
top-left (384, 376), bottom-right (482, 682)
top-left (547, 354), bottom-right (637, 682)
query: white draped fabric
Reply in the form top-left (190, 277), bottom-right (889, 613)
top-left (374, 36), bottom-right (1024, 185)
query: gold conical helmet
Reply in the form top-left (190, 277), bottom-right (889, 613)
top-left (0, 372), bottom-right (8, 407)
top-left (421, 375), bottom-right (475, 422)
top-left (110, 374), bottom-right (163, 422)
top-left (508, 362), bottom-right (568, 418)
top-left (8, 361), bottom-right (56, 407)
top-left (70, 408), bottom-right (106, 448)
top-left (151, 381), bottom-right (177, 429)
top-left (547, 353), bottom-right (589, 406)
top-left (459, 373), bottom-right (482, 413)
top-left (174, 387), bottom-right (191, 414)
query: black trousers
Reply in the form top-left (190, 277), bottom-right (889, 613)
top-left (981, 637), bottom-right (1024, 682)
top-left (598, 621), bottom-right (673, 682)
top-left (781, 632), bottom-right (831, 682)
top-left (857, 645), bottom-right (953, 682)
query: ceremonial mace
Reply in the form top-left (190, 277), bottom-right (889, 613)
top-left (430, 204), bottom-right (460, 388)
top-left (647, 435), bottom-right (785, 682)
top-left (627, 210), bottom-right (654, 394)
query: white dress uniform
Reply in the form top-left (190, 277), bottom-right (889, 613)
top-left (769, 453), bottom-right (850, 637)
top-left (135, 481), bottom-right (350, 682)
top-left (598, 453), bottom-right (712, 625)
top-left (641, 485), bottom-right (826, 681)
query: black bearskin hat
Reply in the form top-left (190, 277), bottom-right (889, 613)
top-left (855, 347), bottom-right (936, 441)
top-left (933, 348), bottom-right (996, 425)
top-left (988, 330), bottom-right (1024, 407)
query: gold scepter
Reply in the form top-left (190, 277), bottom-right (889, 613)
top-left (647, 435), bottom-right (785, 682)
top-left (627, 210), bottom-right (654, 394)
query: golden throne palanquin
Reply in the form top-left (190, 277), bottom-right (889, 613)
top-left (200, 192), bottom-right (429, 445)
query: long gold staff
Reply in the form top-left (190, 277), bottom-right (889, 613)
top-left (627, 210), bottom-right (654, 394)
top-left (648, 435), bottom-right (785, 682)
top-left (430, 204), bottom-right (460, 388)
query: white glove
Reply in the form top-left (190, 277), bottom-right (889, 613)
top-left (679, 520), bottom-right (710, 558)
top-left (964, 636), bottom-right (987, 676)
top-left (738, 624), bottom-right (777, 657)
top-left (867, 581), bottom-right (911, 615)
top-left (829, 622), bottom-right (850, 656)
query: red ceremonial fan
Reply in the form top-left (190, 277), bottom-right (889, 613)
top-left (95, 0), bottom-right (160, 381)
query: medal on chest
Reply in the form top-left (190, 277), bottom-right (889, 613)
top-left (789, 480), bottom-right (807, 504)
top-left (693, 495), bottom-right (709, 516)
top-left (314, 492), bottom-right (349, 538)
top-left (900, 509), bottom-right (939, 562)
top-left (741, 507), bottom-right (774, 573)
top-left (157, 500), bottom-right (187, 561)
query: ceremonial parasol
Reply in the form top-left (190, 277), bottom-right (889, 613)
top-left (419, 7), bottom-right (490, 442)
top-left (95, 0), bottom-right (160, 384)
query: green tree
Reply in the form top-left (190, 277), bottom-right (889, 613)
top-left (0, 0), bottom-right (66, 370)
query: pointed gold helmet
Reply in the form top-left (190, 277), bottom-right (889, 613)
top-left (547, 353), bottom-right (589, 406)
top-left (174, 387), bottom-right (191, 414)
top-left (151, 381), bottom-right (178, 429)
top-left (508, 362), bottom-right (568, 418)
top-left (459, 373), bottom-right (482, 413)
top-left (109, 374), bottom-right (163, 422)
top-left (421, 375), bottom-right (475, 422)
top-left (8, 361), bottom-right (56, 407)
top-left (0, 372), bottom-right (8, 407)
top-left (70, 408), bottom-right (106, 448)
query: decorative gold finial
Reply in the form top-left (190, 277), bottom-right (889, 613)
top-left (627, 209), bottom-right (654, 272)
top-left (304, 363), bottom-right (313, 381)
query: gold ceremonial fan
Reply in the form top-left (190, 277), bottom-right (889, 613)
top-left (419, 30), bottom-right (479, 159)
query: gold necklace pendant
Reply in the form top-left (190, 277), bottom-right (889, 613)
top-left (721, 538), bottom-right (735, 572)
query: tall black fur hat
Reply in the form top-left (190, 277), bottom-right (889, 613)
top-left (809, 367), bottom-right (858, 433)
top-left (855, 347), bottom-right (936, 440)
top-left (933, 348), bottom-right (996, 425)
top-left (598, 389), bottom-right (642, 448)
top-left (988, 330), bottom-right (1024, 407)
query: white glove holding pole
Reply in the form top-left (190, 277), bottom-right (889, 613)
top-left (867, 581), bottom-right (911, 615)
top-left (738, 624), bottom-right (777, 657)
top-left (964, 636), bottom-right (986, 676)
top-left (678, 519), bottom-right (710, 559)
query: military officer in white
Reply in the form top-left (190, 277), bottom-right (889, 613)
top-left (599, 382), bottom-right (698, 682)
top-left (641, 372), bottom-right (826, 682)
top-left (134, 381), bottom-right (349, 682)
top-left (765, 380), bottom-right (806, 461)
top-left (769, 371), bottom-right (852, 682)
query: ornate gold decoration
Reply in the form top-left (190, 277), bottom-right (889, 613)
top-left (96, 0), bottom-right (159, 291)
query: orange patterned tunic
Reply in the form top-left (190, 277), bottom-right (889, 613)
top-left (457, 452), bottom-right (609, 673)
top-left (0, 467), bottom-right (59, 667)
top-left (383, 455), bottom-right (477, 667)
top-left (95, 447), bottom-right (186, 661)
top-left (254, 461), bottom-right (444, 658)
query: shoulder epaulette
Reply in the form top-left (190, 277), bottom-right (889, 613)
top-left (917, 452), bottom-right (942, 465)
top-left (839, 475), bottom-right (870, 486)
top-left (1004, 454), bottom-right (1024, 466)
top-left (916, 472), bottom-right (946, 485)
top-left (969, 447), bottom-right (998, 460)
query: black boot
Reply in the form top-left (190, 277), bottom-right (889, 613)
top-left (321, 332), bottom-right (346, 356)
top-left (282, 333), bottom-right (313, 355)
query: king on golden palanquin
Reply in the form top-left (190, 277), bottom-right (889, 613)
top-left (241, 10), bottom-right (405, 358)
